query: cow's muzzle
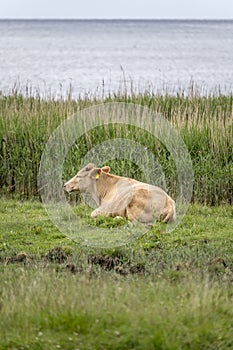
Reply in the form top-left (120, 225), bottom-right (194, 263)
top-left (64, 182), bottom-right (73, 192)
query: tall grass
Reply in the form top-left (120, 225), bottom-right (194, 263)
top-left (1, 268), bottom-right (233, 350)
top-left (0, 87), bottom-right (232, 204)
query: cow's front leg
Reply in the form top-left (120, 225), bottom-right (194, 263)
top-left (91, 208), bottom-right (112, 218)
top-left (91, 209), bottom-right (100, 218)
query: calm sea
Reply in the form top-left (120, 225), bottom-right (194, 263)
top-left (0, 19), bottom-right (233, 97)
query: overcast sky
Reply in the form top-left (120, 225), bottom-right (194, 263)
top-left (0, 0), bottom-right (232, 19)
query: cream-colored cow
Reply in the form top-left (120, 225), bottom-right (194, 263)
top-left (64, 163), bottom-right (176, 223)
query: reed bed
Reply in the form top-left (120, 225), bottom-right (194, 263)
top-left (0, 87), bottom-right (232, 204)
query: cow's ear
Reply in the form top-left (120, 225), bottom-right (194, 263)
top-left (90, 167), bottom-right (101, 179)
top-left (85, 163), bottom-right (95, 171)
top-left (101, 166), bottom-right (110, 173)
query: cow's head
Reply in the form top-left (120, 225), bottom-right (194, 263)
top-left (64, 163), bottom-right (110, 193)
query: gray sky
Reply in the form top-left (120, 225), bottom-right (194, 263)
top-left (0, 0), bottom-right (232, 19)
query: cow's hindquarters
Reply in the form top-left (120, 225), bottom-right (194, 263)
top-left (126, 185), bottom-right (176, 224)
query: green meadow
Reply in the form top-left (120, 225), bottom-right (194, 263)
top-left (0, 199), bottom-right (233, 350)
top-left (0, 88), bottom-right (233, 349)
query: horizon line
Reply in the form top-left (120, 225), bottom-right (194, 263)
top-left (0, 17), bottom-right (233, 21)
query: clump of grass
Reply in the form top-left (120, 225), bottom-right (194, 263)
top-left (0, 86), bottom-right (232, 204)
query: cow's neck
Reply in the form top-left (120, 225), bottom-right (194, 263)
top-left (96, 172), bottom-right (120, 204)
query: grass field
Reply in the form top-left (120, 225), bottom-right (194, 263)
top-left (0, 199), bottom-right (233, 349)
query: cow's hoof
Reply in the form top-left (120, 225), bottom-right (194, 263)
top-left (91, 210), bottom-right (98, 218)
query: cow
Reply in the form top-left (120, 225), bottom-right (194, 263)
top-left (64, 163), bottom-right (176, 224)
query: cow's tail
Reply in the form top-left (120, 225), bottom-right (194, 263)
top-left (161, 196), bottom-right (176, 223)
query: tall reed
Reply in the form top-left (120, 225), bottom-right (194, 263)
top-left (0, 87), bottom-right (232, 204)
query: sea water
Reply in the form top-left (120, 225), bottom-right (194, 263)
top-left (0, 19), bottom-right (232, 97)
